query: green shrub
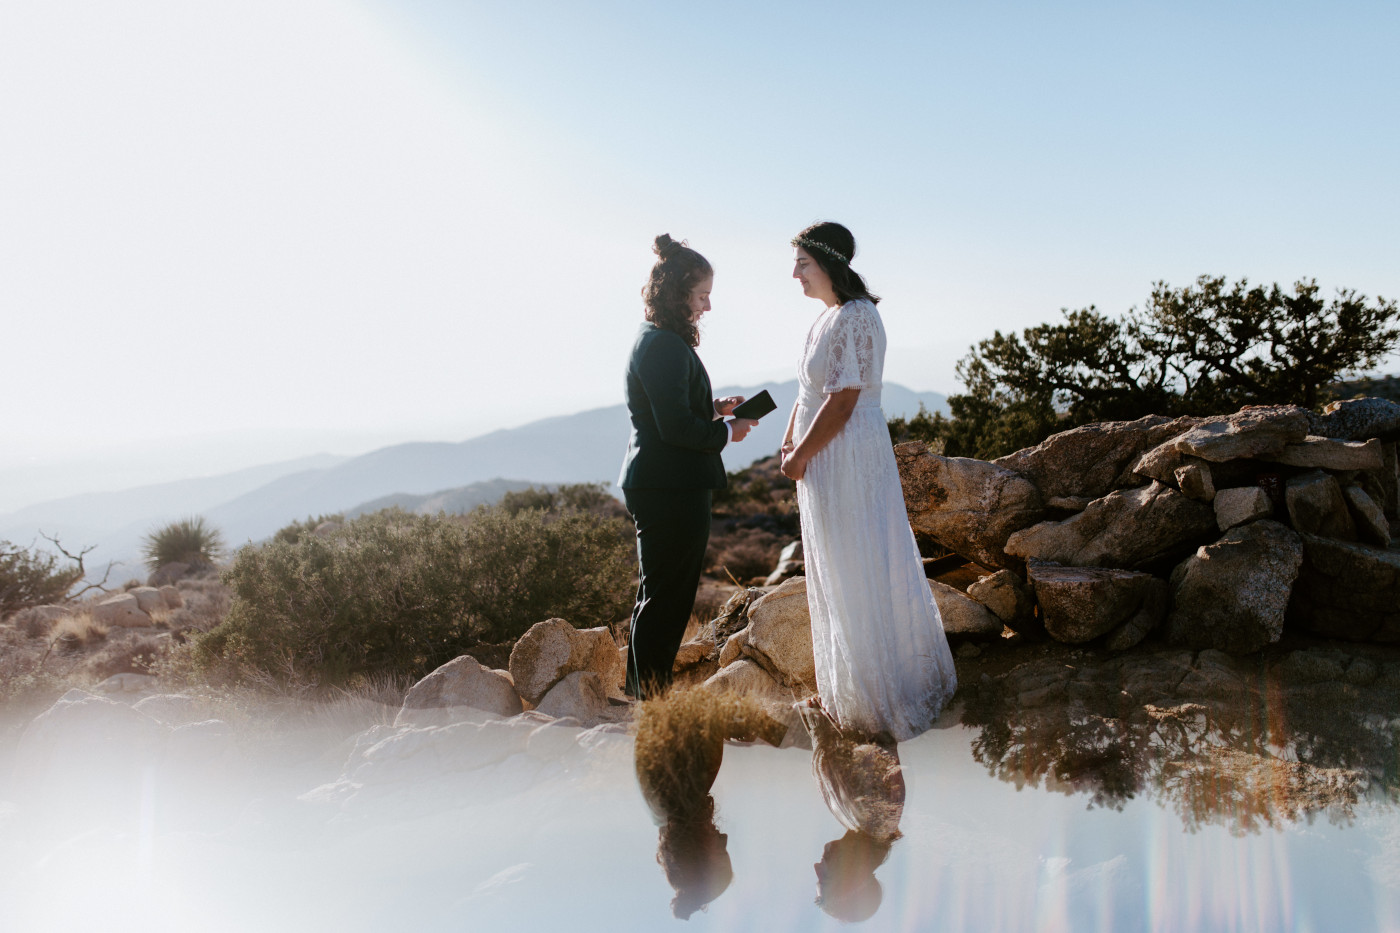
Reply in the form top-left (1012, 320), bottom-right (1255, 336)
top-left (142, 517), bottom-right (225, 571)
top-left (195, 504), bottom-right (633, 686)
top-left (0, 540), bottom-right (84, 616)
top-left (272, 514), bottom-right (344, 546)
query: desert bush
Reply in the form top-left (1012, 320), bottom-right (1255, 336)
top-left (0, 540), bottom-right (84, 617)
top-left (499, 482), bottom-right (616, 517)
top-left (272, 514), bottom-right (345, 546)
top-left (194, 504), bottom-right (634, 686)
top-left (705, 524), bottom-right (788, 582)
top-left (165, 578), bottom-right (231, 634)
top-left (85, 634), bottom-right (164, 679)
top-left (142, 517), bottom-right (225, 571)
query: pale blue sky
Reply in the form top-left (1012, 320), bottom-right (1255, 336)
top-left (2, 0), bottom-right (1396, 509)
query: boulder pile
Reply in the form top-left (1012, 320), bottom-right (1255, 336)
top-left (895, 398), bottom-right (1400, 653)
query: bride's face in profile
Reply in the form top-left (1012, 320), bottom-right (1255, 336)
top-left (793, 247), bottom-right (838, 307)
top-left (687, 275), bottom-right (713, 323)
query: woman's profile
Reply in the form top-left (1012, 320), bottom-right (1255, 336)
top-left (618, 235), bottom-right (756, 698)
top-left (780, 221), bottom-right (957, 741)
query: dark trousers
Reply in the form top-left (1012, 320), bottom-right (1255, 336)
top-left (624, 487), bottom-right (712, 699)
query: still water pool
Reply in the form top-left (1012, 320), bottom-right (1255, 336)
top-left (1, 649), bottom-right (1397, 933)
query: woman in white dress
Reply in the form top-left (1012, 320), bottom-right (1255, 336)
top-left (779, 221), bottom-right (957, 743)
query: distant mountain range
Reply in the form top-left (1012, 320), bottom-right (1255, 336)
top-left (0, 381), bottom-right (947, 581)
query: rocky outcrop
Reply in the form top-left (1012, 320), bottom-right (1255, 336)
top-left (745, 577), bottom-right (817, 691)
top-left (1165, 521), bottom-right (1304, 654)
top-left (397, 655), bottom-right (523, 725)
top-left (508, 619), bottom-right (624, 705)
top-left (993, 414), bottom-right (1199, 500)
top-left (1028, 562), bottom-right (1165, 644)
top-left (1213, 486), bottom-right (1273, 532)
top-left (92, 593), bottom-right (150, 628)
top-left (1311, 396), bottom-right (1400, 441)
top-left (965, 569), bottom-right (1036, 633)
top-left (929, 580), bottom-right (1003, 640)
top-left (1284, 471), bottom-right (1357, 541)
top-left (535, 671), bottom-right (613, 723)
top-left (1004, 482), bottom-right (1217, 570)
top-left (896, 444), bottom-right (1045, 570)
top-left (894, 397), bottom-right (1398, 654)
top-left (1289, 534), bottom-right (1400, 642)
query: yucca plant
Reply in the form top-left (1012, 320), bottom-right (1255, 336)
top-left (142, 517), bottom-right (225, 571)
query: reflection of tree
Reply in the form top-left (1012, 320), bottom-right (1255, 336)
top-left (962, 648), bottom-right (1399, 835)
top-left (800, 701), bottom-right (904, 922)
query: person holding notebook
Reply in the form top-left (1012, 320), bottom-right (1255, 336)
top-left (618, 234), bottom-right (759, 699)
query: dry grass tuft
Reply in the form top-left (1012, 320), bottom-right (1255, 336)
top-left (49, 612), bottom-right (107, 652)
top-left (633, 686), bottom-right (771, 821)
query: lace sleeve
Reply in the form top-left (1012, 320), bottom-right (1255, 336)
top-left (821, 301), bottom-right (882, 394)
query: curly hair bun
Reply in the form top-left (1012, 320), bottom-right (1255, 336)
top-left (653, 233), bottom-right (684, 259)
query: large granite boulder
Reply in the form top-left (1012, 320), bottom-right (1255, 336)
top-left (1311, 397), bottom-right (1400, 441)
top-left (965, 569), bottom-right (1037, 632)
top-left (1027, 562), bottom-right (1164, 644)
top-left (1213, 486), bottom-right (1274, 532)
top-left (745, 576), bottom-right (817, 692)
top-left (92, 593), bottom-right (151, 628)
top-left (397, 655), bottom-right (523, 725)
top-left (535, 671), bottom-right (612, 724)
top-left (1264, 436), bottom-right (1383, 471)
top-left (1288, 534), bottom-right (1400, 642)
top-left (896, 443), bottom-right (1045, 570)
top-left (992, 414), bottom-right (1199, 500)
top-left (672, 638), bottom-right (721, 688)
top-left (1004, 482), bottom-right (1217, 570)
top-left (1170, 405), bottom-right (1311, 462)
top-left (1284, 471), bottom-right (1357, 541)
top-left (126, 586), bottom-right (168, 615)
top-left (508, 619), bottom-right (624, 705)
top-left (1165, 520), bottom-right (1304, 654)
top-left (701, 659), bottom-right (804, 746)
top-left (1173, 461), bottom-right (1215, 502)
top-left (929, 580), bottom-right (1004, 640)
top-left (1344, 485), bottom-right (1391, 548)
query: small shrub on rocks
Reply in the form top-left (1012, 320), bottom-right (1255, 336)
top-left (142, 517), bottom-right (224, 572)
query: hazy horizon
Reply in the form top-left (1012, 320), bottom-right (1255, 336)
top-left (3, 1), bottom-right (1396, 510)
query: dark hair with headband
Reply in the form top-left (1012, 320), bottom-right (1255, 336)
top-left (791, 221), bottom-right (880, 306)
top-left (642, 234), bottom-right (713, 347)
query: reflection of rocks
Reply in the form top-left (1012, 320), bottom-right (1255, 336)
top-left (960, 641), bottom-right (1400, 833)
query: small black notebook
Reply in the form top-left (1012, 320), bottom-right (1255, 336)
top-left (731, 390), bottom-right (777, 420)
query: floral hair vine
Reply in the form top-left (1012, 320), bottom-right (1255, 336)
top-left (791, 235), bottom-right (850, 265)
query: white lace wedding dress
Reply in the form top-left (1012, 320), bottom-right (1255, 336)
top-left (794, 298), bottom-right (957, 742)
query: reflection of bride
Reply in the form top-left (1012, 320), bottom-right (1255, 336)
top-left (800, 698), bottom-right (904, 922)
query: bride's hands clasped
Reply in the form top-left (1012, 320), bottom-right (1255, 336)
top-left (780, 441), bottom-right (807, 481)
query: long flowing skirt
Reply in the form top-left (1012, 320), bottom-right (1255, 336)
top-left (795, 404), bottom-right (957, 742)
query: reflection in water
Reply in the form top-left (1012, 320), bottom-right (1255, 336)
top-left (633, 688), bottom-right (770, 919)
top-left (961, 645), bottom-right (1400, 834)
top-left (799, 699), bottom-right (905, 922)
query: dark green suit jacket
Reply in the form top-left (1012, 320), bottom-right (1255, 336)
top-left (618, 322), bottom-right (729, 490)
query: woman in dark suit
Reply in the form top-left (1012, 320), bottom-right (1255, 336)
top-left (619, 234), bottom-right (757, 698)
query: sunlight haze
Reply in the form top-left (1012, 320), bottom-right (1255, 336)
top-left (2, 0), bottom-right (1396, 511)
